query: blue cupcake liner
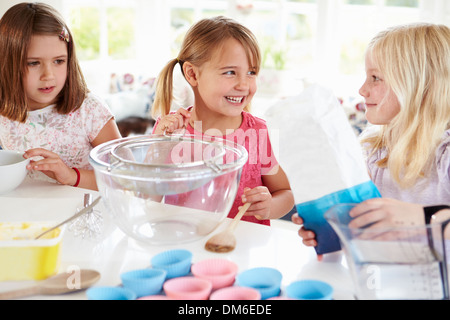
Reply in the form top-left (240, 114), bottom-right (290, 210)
top-left (236, 267), bottom-right (282, 299)
top-left (86, 286), bottom-right (137, 300)
top-left (121, 268), bottom-right (167, 298)
top-left (151, 249), bottom-right (192, 279)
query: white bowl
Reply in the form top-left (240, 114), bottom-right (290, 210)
top-left (0, 150), bottom-right (29, 195)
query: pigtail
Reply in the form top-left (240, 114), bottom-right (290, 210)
top-left (152, 59), bottom-right (179, 118)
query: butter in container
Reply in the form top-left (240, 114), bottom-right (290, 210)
top-left (0, 222), bottom-right (65, 281)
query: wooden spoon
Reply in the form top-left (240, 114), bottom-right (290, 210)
top-left (205, 202), bottom-right (251, 253)
top-left (0, 269), bottom-right (100, 300)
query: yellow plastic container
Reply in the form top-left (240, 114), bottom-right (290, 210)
top-left (0, 222), bottom-right (64, 281)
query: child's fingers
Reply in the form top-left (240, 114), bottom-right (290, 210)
top-left (242, 186), bottom-right (270, 204)
top-left (291, 213), bottom-right (303, 225)
top-left (176, 107), bottom-right (191, 119)
top-left (159, 114), bottom-right (185, 133)
top-left (24, 148), bottom-right (58, 159)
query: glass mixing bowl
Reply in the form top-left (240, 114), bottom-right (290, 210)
top-left (89, 135), bottom-right (248, 245)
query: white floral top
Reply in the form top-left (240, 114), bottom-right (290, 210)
top-left (0, 93), bottom-right (114, 182)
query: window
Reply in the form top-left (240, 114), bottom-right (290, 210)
top-left (69, 7), bottom-right (100, 60)
top-left (59, 0), bottom-right (447, 98)
top-left (107, 7), bottom-right (136, 60)
top-left (385, 0), bottom-right (419, 7)
top-left (166, 0), bottom-right (423, 97)
top-left (336, 0), bottom-right (421, 96)
top-left (168, 1), bottom-right (317, 72)
top-left (170, 2), bottom-right (227, 57)
top-left (66, 0), bottom-right (136, 61)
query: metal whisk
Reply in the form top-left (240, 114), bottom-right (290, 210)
top-left (68, 193), bottom-right (103, 238)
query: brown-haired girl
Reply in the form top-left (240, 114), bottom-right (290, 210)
top-left (0, 3), bottom-right (121, 190)
top-left (152, 16), bottom-right (294, 225)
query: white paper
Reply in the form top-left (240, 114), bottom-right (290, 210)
top-left (265, 84), bottom-right (370, 203)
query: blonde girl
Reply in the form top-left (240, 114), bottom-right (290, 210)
top-left (294, 23), bottom-right (450, 249)
top-left (359, 23), bottom-right (450, 204)
top-left (0, 3), bottom-right (121, 190)
top-left (152, 16), bottom-right (294, 225)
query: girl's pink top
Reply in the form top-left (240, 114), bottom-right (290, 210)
top-left (154, 109), bottom-right (279, 226)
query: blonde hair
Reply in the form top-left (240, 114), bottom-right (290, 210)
top-left (362, 23), bottom-right (450, 188)
top-left (0, 2), bottom-right (87, 123)
top-left (152, 16), bottom-right (261, 118)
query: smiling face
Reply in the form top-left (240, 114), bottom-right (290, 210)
top-left (185, 37), bottom-right (258, 130)
top-left (359, 53), bottom-right (401, 125)
top-left (23, 34), bottom-right (68, 111)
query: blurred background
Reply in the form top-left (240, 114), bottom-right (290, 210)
top-left (1, 0), bottom-right (449, 127)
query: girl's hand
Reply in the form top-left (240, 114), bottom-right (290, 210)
top-left (291, 213), bottom-right (323, 261)
top-left (241, 186), bottom-right (272, 220)
top-left (24, 148), bottom-right (77, 186)
top-left (291, 213), bottom-right (318, 247)
top-left (348, 198), bottom-right (425, 229)
top-left (153, 108), bottom-right (191, 135)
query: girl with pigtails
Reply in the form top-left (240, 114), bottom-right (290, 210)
top-left (152, 16), bottom-right (294, 225)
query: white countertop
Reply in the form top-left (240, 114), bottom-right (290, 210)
top-left (0, 178), bottom-right (354, 300)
